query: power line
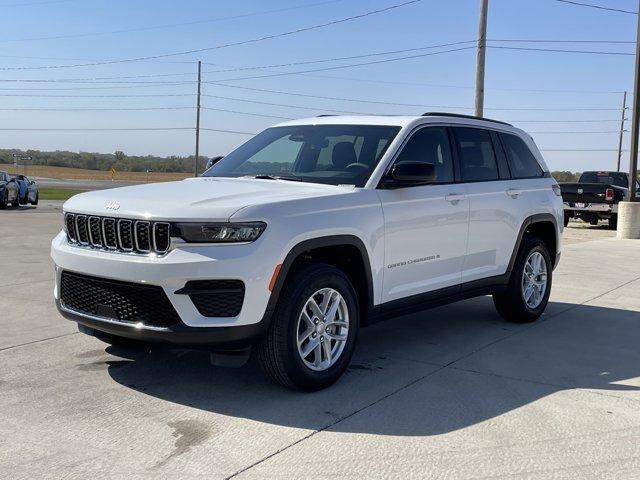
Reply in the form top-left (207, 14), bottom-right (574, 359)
top-left (0, 0), bottom-right (424, 70)
top-left (528, 130), bottom-right (621, 134)
top-left (0, 106), bottom-right (194, 111)
top-left (201, 40), bottom-right (477, 72)
top-left (553, 0), bottom-right (637, 15)
top-left (0, 0), bottom-right (77, 7)
top-left (489, 45), bottom-right (634, 56)
top-left (201, 107), bottom-right (293, 120)
top-left (208, 46), bottom-right (476, 81)
top-left (201, 93), bottom-right (377, 115)
top-left (0, 127), bottom-right (254, 134)
top-left (0, 0), bottom-right (349, 43)
top-left (0, 93), bottom-right (194, 97)
top-left (540, 148), bottom-right (629, 152)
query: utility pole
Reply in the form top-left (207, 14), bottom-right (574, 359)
top-left (194, 60), bottom-right (202, 177)
top-left (617, 1), bottom-right (640, 238)
top-left (628, 4), bottom-right (640, 202)
top-left (475, 0), bottom-right (489, 117)
top-left (617, 91), bottom-right (627, 172)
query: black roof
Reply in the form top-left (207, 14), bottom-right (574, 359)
top-left (421, 112), bottom-right (512, 127)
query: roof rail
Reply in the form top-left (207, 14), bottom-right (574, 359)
top-left (421, 112), bottom-right (512, 127)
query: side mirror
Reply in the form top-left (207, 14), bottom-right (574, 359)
top-left (205, 156), bottom-right (224, 171)
top-left (382, 161), bottom-right (437, 188)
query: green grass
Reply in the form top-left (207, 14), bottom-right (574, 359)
top-left (39, 187), bottom-right (88, 201)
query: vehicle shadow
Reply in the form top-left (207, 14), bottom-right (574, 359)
top-left (103, 298), bottom-right (640, 436)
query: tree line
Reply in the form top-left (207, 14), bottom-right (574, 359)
top-left (0, 149), bottom-right (204, 173)
top-left (0, 148), bottom-right (584, 181)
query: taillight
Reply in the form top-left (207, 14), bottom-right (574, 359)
top-left (605, 188), bottom-right (614, 202)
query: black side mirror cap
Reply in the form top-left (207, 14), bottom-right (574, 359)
top-left (381, 161), bottom-right (437, 188)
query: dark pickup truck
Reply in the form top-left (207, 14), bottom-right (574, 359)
top-left (560, 171), bottom-right (639, 229)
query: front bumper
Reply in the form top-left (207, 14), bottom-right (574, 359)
top-left (51, 230), bottom-right (278, 346)
top-left (56, 299), bottom-right (267, 349)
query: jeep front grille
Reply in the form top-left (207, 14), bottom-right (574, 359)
top-left (64, 212), bottom-right (170, 255)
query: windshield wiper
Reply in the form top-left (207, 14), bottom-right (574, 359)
top-left (252, 174), bottom-right (302, 182)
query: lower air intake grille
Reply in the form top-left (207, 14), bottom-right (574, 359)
top-left (60, 271), bottom-right (181, 328)
top-left (182, 280), bottom-right (245, 317)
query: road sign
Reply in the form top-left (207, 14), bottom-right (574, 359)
top-left (109, 167), bottom-right (116, 181)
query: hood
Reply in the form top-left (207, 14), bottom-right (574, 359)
top-left (63, 177), bottom-right (353, 221)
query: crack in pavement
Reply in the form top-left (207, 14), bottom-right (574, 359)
top-left (225, 274), bottom-right (640, 479)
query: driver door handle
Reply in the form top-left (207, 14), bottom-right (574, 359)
top-left (506, 188), bottom-right (522, 199)
top-left (445, 193), bottom-right (466, 205)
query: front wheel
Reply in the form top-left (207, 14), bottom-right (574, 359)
top-left (257, 263), bottom-right (359, 391)
top-left (493, 237), bottom-right (552, 323)
top-left (31, 192), bottom-right (38, 206)
top-left (0, 190), bottom-right (7, 209)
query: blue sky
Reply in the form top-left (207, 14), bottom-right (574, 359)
top-left (0, 0), bottom-right (638, 172)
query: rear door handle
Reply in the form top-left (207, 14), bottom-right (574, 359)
top-left (506, 188), bottom-right (522, 198)
top-left (445, 193), bottom-right (466, 205)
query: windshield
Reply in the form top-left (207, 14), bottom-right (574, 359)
top-left (580, 171), bottom-right (628, 188)
top-left (203, 124), bottom-right (401, 187)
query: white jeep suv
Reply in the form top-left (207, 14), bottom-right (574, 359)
top-left (52, 113), bottom-right (563, 390)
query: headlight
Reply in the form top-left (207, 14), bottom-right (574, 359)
top-left (174, 222), bottom-right (266, 243)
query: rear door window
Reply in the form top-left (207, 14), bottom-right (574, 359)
top-left (499, 133), bottom-right (544, 179)
top-left (452, 127), bottom-right (499, 182)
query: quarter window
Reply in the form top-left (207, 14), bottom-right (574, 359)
top-left (394, 127), bottom-right (454, 184)
top-left (453, 127), bottom-right (499, 182)
top-left (499, 133), bottom-right (544, 179)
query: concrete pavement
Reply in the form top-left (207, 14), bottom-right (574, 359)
top-left (1, 210), bottom-right (639, 479)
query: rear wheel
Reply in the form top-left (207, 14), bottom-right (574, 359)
top-left (32, 192), bottom-right (38, 205)
top-left (493, 237), bottom-right (552, 323)
top-left (608, 214), bottom-right (617, 230)
top-left (257, 263), bottom-right (359, 391)
top-left (563, 212), bottom-right (570, 228)
top-left (0, 190), bottom-right (7, 209)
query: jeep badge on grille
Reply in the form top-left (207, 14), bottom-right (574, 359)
top-left (105, 201), bottom-right (120, 211)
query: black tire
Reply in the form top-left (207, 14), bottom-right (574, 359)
top-left (32, 192), bottom-right (38, 206)
top-left (19, 192), bottom-right (27, 205)
top-left (563, 212), bottom-right (570, 228)
top-left (493, 237), bottom-right (552, 323)
top-left (257, 263), bottom-right (359, 391)
top-left (0, 190), bottom-right (7, 209)
top-left (608, 214), bottom-right (617, 230)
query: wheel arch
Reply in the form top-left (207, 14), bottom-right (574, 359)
top-left (264, 235), bottom-right (375, 327)
top-left (507, 213), bottom-right (559, 275)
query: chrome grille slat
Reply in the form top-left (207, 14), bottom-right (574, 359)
top-left (134, 221), bottom-right (151, 253)
top-left (88, 216), bottom-right (102, 247)
top-left (75, 215), bottom-right (89, 245)
top-left (117, 219), bottom-right (134, 251)
top-left (153, 222), bottom-right (170, 254)
top-left (102, 218), bottom-right (118, 250)
top-left (64, 213), bottom-right (77, 242)
top-left (63, 213), bottom-right (170, 256)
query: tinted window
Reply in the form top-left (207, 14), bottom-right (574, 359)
top-left (394, 127), bottom-right (454, 184)
top-left (205, 125), bottom-right (400, 187)
top-left (499, 133), bottom-right (544, 179)
top-left (579, 171), bottom-right (628, 188)
top-left (453, 127), bottom-right (499, 182)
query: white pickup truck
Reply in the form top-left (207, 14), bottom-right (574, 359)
top-left (52, 113), bottom-right (563, 390)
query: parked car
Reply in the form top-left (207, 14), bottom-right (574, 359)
top-left (0, 171), bottom-right (19, 209)
top-left (12, 174), bottom-right (39, 206)
top-left (560, 171), bottom-right (640, 229)
top-left (52, 113), bottom-right (563, 390)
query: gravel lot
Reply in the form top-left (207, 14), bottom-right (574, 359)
top-left (1, 203), bottom-right (639, 479)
